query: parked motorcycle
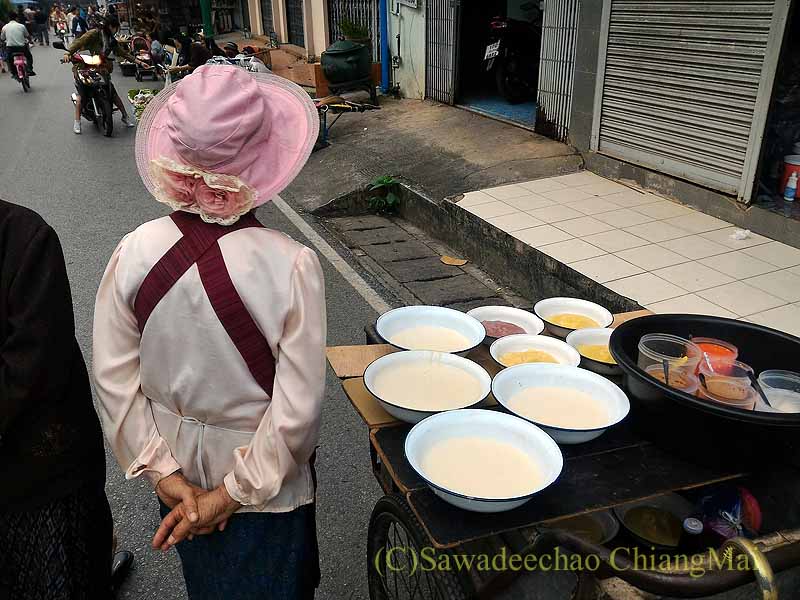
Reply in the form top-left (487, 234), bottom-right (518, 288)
top-left (483, 16), bottom-right (541, 104)
top-left (9, 46), bottom-right (31, 92)
top-left (54, 40), bottom-right (115, 137)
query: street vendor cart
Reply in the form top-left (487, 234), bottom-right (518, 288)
top-left (326, 310), bottom-right (800, 599)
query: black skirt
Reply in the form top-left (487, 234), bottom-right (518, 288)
top-left (0, 482), bottom-right (113, 600)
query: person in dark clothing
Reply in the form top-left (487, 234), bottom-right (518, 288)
top-left (71, 7), bottom-right (88, 37)
top-left (33, 9), bottom-right (49, 46)
top-left (0, 200), bottom-right (111, 600)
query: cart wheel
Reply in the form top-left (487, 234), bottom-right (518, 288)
top-left (367, 495), bottom-right (473, 600)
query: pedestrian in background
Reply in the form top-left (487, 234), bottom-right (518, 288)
top-left (93, 64), bottom-right (323, 600)
top-left (0, 19), bottom-right (7, 74)
top-left (33, 8), bottom-right (48, 46)
top-left (0, 199), bottom-right (113, 600)
top-left (71, 7), bottom-right (87, 38)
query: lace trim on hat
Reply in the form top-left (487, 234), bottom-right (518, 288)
top-left (150, 156), bottom-right (259, 226)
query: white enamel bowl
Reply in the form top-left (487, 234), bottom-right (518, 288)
top-left (363, 350), bottom-right (492, 424)
top-left (466, 305), bottom-right (545, 346)
top-left (404, 409), bottom-right (564, 512)
top-left (492, 363), bottom-right (630, 444)
top-left (376, 305), bottom-right (486, 356)
top-left (565, 328), bottom-right (622, 376)
top-left (490, 334), bottom-right (580, 369)
top-left (533, 297), bottom-right (613, 338)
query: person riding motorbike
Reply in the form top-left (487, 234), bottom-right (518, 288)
top-left (61, 15), bottom-right (144, 134)
top-left (1, 12), bottom-right (34, 77)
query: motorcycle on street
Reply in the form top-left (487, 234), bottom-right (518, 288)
top-left (9, 43), bottom-right (32, 92)
top-left (55, 19), bottom-right (70, 44)
top-left (483, 16), bottom-right (542, 104)
top-left (54, 40), bottom-right (116, 137)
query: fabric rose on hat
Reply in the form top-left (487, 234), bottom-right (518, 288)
top-left (195, 174), bottom-right (256, 225)
top-left (150, 157), bottom-right (199, 208)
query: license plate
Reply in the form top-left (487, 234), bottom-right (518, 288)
top-left (484, 41), bottom-right (500, 60)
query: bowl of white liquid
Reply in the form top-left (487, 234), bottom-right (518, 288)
top-left (364, 350), bottom-right (492, 423)
top-left (405, 409), bottom-right (563, 512)
top-left (492, 363), bottom-right (630, 444)
top-left (376, 306), bottom-right (486, 356)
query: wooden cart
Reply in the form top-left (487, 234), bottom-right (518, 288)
top-left (326, 311), bottom-right (800, 599)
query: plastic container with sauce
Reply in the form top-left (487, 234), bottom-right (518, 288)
top-left (638, 334), bottom-right (703, 372)
top-left (698, 359), bottom-right (757, 410)
top-left (692, 337), bottom-right (738, 374)
top-left (758, 370), bottom-right (800, 413)
top-left (644, 363), bottom-right (699, 395)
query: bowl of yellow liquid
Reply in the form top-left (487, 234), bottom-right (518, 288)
top-left (566, 328), bottom-right (622, 376)
top-left (534, 297), bottom-right (614, 338)
top-left (489, 334), bottom-right (580, 369)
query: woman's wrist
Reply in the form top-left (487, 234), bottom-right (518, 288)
top-left (218, 483), bottom-right (241, 513)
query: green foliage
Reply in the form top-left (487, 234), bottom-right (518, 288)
top-left (340, 19), bottom-right (370, 40)
top-left (367, 175), bottom-right (401, 214)
top-left (0, 0), bottom-right (14, 22)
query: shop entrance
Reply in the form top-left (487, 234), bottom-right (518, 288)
top-left (455, 0), bottom-right (542, 130)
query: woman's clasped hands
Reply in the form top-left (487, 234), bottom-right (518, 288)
top-left (152, 472), bottom-right (241, 551)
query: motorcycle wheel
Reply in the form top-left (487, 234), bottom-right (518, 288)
top-left (21, 77), bottom-right (30, 92)
top-left (101, 97), bottom-right (114, 137)
top-left (495, 57), bottom-right (531, 105)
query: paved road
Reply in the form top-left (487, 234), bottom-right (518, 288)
top-left (0, 45), bottom-right (386, 600)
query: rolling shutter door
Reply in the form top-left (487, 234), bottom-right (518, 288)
top-left (593, 0), bottom-right (789, 201)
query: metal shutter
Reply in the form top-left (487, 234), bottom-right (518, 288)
top-left (260, 0), bottom-right (274, 35)
top-left (328, 0), bottom-right (380, 57)
top-left (537, 0), bottom-right (580, 142)
top-left (425, 0), bottom-right (458, 104)
top-left (592, 0), bottom-right (790, 201)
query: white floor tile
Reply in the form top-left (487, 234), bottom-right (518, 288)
top-left (464, 201), bottom-right (518, 219)
top-left (555, 216), bottom-right (616, 237)
top-left (487, 212), bottom-right (545, 233)
top-left (504, 194), bottom-right (556, 212)
top-left (662, 213), bottom-right (731, 234)
top-left (601, 190), bottom-right (662, 208)
top-left (526, 204), bottom-right (584, 223)
top-left (605, 273), bottom-right (688, 304)
top-left (615, 244), bottom-right (688, 271)
top-left (658, 235), bottom-right (731, 260)
top-left (583, 229), bottom-right (649, 253)
top-left (652, 261), bottom-right (735, 292)
top-left (575, 180), bottom-right (631, 197)
top-left (538, 239), bottom-right (606, 263)
top-left (746, 304), bottom-right (800, 337)
top-left (633, 201), bottom-right (695, 220)
top-left (697, 281), bottom-right (785, 316)
top-left (481, 184), bottom-right (533, 201)
top-left (700, 227), bottom-right (772, 250)
top-left (570, 255), bottom-right (643, 283)
top-left (550, 171), bottom-right (607, 187)
top-left (593, 208), bottom-right (655, 228)
top-left (645, 294), bottom-right (738, 318)
top-left (742, 241), bottom-right (800, 268)
top-left (567, 197), bottom-right (623, 215)
top-left (624, 221), bottom-right (694, 242)
top-left (511, 225), bottom-right (574, 247)
top-left (699, 251), bottom-right (778, 279)
top-left (457, 191), bottom-right (496, 208)
top-left (540, 188), bottom-right (595, 204)
top-left (744, 270), bottom-right (800, 303)
top-left (518, 178), bottom-right (568, 194)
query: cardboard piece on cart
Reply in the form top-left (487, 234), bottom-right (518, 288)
top-left (342, 377), bottom-right (398, 427)
top-left (326, 344), bottom-right (398, 379)
top-left (612, 309), bottom-right (652, 328)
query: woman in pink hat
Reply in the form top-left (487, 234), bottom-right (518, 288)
top-left (92, 64), bottom-right (324, 599)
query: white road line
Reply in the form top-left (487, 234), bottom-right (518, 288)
top-left (272, 195), bottom-right (391, 314)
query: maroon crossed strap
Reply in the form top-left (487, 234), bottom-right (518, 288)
top-left (133, 211), bottom-right (276, 397)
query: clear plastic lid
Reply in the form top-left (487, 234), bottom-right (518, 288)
top-left (638, 333), bottom-right (703, 367)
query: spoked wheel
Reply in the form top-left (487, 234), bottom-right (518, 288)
top-left (21, 76), bottom-right (29, 92)
top-left (367, 495), bottom-right (473, 600)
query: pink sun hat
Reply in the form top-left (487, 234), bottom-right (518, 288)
top-left (135, 64), bottom-right (319, 225)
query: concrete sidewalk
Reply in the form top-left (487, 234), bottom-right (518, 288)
top-left (283, 98), bottom-right (581, 213)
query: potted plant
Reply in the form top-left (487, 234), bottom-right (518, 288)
top-left (340, 19), bottom-right (370, 47)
